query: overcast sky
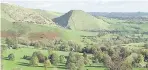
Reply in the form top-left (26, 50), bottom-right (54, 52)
top-left (1, 0), bottom-right (148, 13)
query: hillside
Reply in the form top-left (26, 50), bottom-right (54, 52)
top-left (53, 10), bottom-right (109, 31)
top-left (0, 3), bottom-right (98, 44)
top-left (34, 9), bottom-right (62, 19)
top-left (1, 3), bottom-right (55, 24)
top-left (1, 3), bottom-right (148, 44)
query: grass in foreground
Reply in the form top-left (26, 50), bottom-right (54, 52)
top-left (2, 48), bottom-right (148, 70)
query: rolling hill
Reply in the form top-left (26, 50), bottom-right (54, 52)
top-left (0, 3), bottom-right (57, 24)
top-left (1, 3), bottom-right (148, 45)
top-left (53, 10), bottom-right (110, 31)
top-left (0, 3), bottom-right (99, 44)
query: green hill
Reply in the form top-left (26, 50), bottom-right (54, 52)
top-left (1, 3), bottom-right (54, 24)
top-left (53, 10), bottom-right (110, 31)
top-left (0, 3), bottom-right (97, 44)
top-left (1, 3), bottom-right (148, 45)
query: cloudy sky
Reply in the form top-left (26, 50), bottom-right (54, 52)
top-left (1, 0), bottom-right (148, 12)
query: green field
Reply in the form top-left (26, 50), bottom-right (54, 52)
top-left (2, 48), bottom-right (148, 70)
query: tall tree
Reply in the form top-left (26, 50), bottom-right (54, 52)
top-left (83, 52), bottom-right (90, 65)
top-left (103, 47), bottom-right (132, 70)
top-left (75, 54), bottom-right (85, 70)
top-left (44, 59), bottom-right (51, 70)
top-left (48, 48), bottom-right (53, 56)
top-left (49, 53), bottom-right (59, 65)
top-left (67, 62), bottom-right (77, 70)
top-left (66, 52), bottom-right (85, 70)
top-left (5, 37), bottom-right (18, 49)
top-left (66, 52), bottom-right (76, 68)
top-left (59, 55), bottom-right (66, 63)
top-left (29, 55), bottom-right (38, 66)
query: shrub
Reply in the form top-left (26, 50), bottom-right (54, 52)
top-left (146, 63), bottom-right (148, 68)
top-left (49, 53), bottom-right (59, 65)
top-left (59, 55), bottom-right (66, 63)
top-left (23, 55), bottom-right (31, 60)
top-left (144, 43), bottom-right (148, 49)
top-left (8, 53), bottom-right (15, 61)
top-left (66, 52), bottom-right (85, 70)
top-left (32, 51), bottom-right (46, 63)
top-left (18, 38), bottom-right (30, 46)
top-left (1, 45), bottom-right (7, 58)
top-left (29, 55), bottom-right (38, 66)
top-left (44, 59), bottom-right (51, 70)
top-left (5, 38), bottom-right (18, 49)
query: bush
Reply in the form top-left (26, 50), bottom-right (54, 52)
top-left (8, 53), bottom-right (15, 61)
top-left (66, 52), bottom-right (85, 70)
top-left (1, 45), bottom-right (7, 51)
top-left (146, 63), bottom-right (148, 68)
top-left (133, 63), bottom-right (142, 67)
top-left (30, 41), bottom-right (42, 48)
top-left (32, 51), bottom-right (46, 63)
top-left (30, 55), bottom-right (38, 66)
top-left (59, 55), bottom-right (66, 63)
top-left (1, 45), bottom-right (7, 58)
top-left (34, 42), bottom-right (42, 48)
top-left (144, 43), bottom-right (148, 49)
top-left (1, 45), bottom-right (8, 53)
top-left (23, 55), bottom-right (31, 60)
top-left (37, 53), bottom-right (46, 63)
top-left (44, 59), bottom-right (51, 69)
top-left (49, 53), bottom-right (59, 65)
top-left (5, 38), bottom-right (18, 49)
top-left (18, 38), bottom-right (30, 46)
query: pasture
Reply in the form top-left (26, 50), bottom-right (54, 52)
top-left (2, 48), bottom-right (147, 70)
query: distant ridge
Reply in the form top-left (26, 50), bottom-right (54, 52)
top-left (53, 10), bottom-right (109, 31)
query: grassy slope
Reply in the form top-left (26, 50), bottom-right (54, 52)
top-left (68, 10), bottom-right (110, 30)
top-left (53, 10), bottom-right (109, 30)
top-left (34, 9), bottom-right (62, 19)
top-left (1, 3), bottom-right (54, 24)
top-left (1, 17), bottom-right (96, 44)
top-left (0, 7), bottom-right (14, 22)
top-left (0, 3), bottom-right (96, 43)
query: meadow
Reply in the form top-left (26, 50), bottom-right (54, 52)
top-left (2, 47), bottom-right (148, 70)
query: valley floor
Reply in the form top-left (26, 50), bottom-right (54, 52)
top-left (2, 48), bottom-right (148, 70)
